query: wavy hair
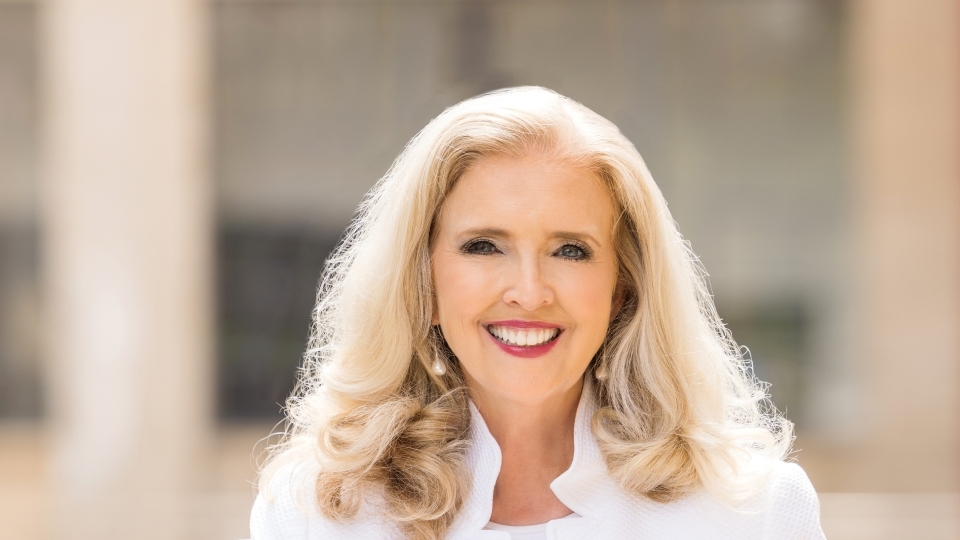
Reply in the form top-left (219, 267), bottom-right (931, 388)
top-left (259, 87), bottom-right (792, 540)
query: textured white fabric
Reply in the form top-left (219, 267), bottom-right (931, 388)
top-left (250, 383), bottom-right (826, 540)
top-left (483, 512), bottom-right (581, 540)
top-left (483, 521), bottom-right (548, 540)
top-left (483, 521), bottom-right (548, 539)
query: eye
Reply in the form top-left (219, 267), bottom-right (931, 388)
top-left (462, 239), bottom-right (499, 255)
top-left (556, 243), bottom-right (590, 261)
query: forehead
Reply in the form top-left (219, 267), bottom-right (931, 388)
top-left (438, 154), bottom-right (617, 238)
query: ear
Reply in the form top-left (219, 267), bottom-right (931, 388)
top-left (610, 281), bottom-right (627, 321)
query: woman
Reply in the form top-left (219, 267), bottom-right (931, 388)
top-left (250, 87), bottom-right (825, 540)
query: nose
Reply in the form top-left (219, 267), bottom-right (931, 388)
top-left (502, 255), bottom-right (554, 311)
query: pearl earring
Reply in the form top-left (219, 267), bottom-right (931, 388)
top-left (432, 348), bottom-right (447, 376)
top-left (595, 344), bottom-right (609, 381)
top-left (431, 326), bottom-right (447, 376)
top-left (595, 361), bottom-right (609, 381)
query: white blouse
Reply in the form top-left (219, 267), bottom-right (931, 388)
top-left (250, 383), bottom-right (826, 540)
top-left (483, 513), bottom-right (581, 540)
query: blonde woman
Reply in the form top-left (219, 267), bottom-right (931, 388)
top-left (250, 87), bottom-right (825, 540)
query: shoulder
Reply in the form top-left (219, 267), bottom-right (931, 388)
top-left (250, 463), bottom-right (317, 540)
top-left (630, 459), bottom-right (825, 540)
top-left (250, 461), bottom-right (403, 540)
top-left (758, 460), bottom-right (826, 540)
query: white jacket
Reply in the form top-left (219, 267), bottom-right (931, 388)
top-left (250, 383), bottom-right (826, 540)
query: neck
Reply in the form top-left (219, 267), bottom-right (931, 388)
top-left (469, 378), bottom-right (584, 525)
top-left (470, 380), bottom-right (583, 450)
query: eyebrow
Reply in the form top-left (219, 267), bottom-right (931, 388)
top-left (459, 227), bottom-right (510, 239)
top-left (458, 227), bottom-right (603, 247)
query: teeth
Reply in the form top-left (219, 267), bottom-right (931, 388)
top-left (488, 325), bottom-right (559, 347)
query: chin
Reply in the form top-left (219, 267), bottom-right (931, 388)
top-left (481, 374), bottom-right (582, 404)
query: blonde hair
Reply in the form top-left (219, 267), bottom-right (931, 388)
top-left (260, 87), bottom-right (792, 540)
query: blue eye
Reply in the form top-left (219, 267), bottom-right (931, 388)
top-left (557, 244), bottom-right (589, 260)
top-left (463, 239), bottom-right (498, 254)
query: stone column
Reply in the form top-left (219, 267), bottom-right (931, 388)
top-left (848, 0), bottom-right (960, 491)
top-left (40, 1), bottom-right (213, 538)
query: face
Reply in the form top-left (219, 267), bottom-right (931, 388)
top-left (430, 153), bottom-right (622, 407)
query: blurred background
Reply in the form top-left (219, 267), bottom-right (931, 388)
top-left (0, 0), bottom-right (957, 538)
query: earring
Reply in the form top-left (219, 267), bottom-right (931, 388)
top-left (431, 327), bottom-right (447, 376)
top-left (595, 361), bottom-right (609, 381)
top-left (595, 344), bottom-right (609, 381)
top-left (432, 348), bottom-right (447, 376)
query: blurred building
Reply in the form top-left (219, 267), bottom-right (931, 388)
top-left (0, 0), bottom-right (957, 539)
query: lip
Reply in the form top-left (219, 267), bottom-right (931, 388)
top-left (484, 320), bottom-right (563, 358)
top-left (486, 319), bottom-right (562, 329)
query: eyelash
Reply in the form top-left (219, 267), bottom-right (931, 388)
top-left (556, 241), bottom-right (592, 261)
top-left (461, 238), bottom-right (499, 255)
top-left (460, 239), bottom-right (593, 261)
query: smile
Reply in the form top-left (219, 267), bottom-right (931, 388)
top-left (487, 325), bottom-right (560, 346)
top-left (484, 321), bottom-right (563, 358)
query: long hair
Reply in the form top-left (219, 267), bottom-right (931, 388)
top-left (259, 87), bottom-right (792, 540)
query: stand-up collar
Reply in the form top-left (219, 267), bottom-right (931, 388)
top-left (447, 380), bottom-right (620, 539)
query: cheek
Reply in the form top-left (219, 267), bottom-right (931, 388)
top-left (432, 253), bottom-right (496, 326)
top-left (560, 267), bottom-right (618, 337)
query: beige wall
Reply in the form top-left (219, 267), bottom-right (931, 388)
top-left (40, 0), bottom-right (214, 538)
top-left (852, 0), bottom-right (960, 492)
top-left (798, 0), bottom-right (960, 497)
